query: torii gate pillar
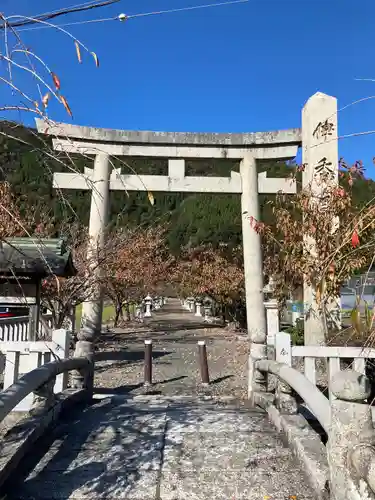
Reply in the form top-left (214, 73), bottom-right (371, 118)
top-left (81, 152), bottom-right (110, 339)
top-left (241, 154), bottom-right (267, 392)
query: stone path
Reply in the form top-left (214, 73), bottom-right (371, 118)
top-left (4, 300), bottom-right (316, 499)
top-left (8, 396), bottom-right (315, 499)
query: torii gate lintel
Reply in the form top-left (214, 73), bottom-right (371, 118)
top-left (53, 160), bottom-right (297, 195)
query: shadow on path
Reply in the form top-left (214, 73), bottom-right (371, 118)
top-left (95, 349), bottom-right (171, 363)
top-left (94, 376), bottom-right (188, 395)
top-left (145, 322), bottom-right (222, 332)
top-left (210, 375), bottom-right (233, 385)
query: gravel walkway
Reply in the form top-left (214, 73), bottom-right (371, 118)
top-left (93, 298), bottom-right (249, 401)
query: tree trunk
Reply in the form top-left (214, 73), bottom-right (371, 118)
top-left (125, 302), bottom-right (131, 322)
top-left (114, 303), bottom-right (122, 327)
top-left (57, 311), bottom-right (65, 329)
top-left (50, 307), bottom-right (58, 330)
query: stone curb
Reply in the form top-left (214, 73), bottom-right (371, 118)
top-left (133, 394), bottom-right (238, 402)
top-left (93, 393), bottom-right (245, 404)
top-left (255, 393), bottom-right (330, 500)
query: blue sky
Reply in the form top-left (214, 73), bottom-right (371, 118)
top-left (2, 0), bottom-right (375, 175)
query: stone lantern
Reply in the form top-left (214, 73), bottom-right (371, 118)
top-left (263, 276), bottom-right (276, 300)
top-left (144, 295), bottom-right (152, 317)
top-left (195, 299), bottom-right (202, 317)
top-left (188, 297), bottom-right (195, 312)
top-left (263, 277), bottom-right (278, 345)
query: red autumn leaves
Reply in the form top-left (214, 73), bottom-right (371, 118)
top-left (351, 230), bottom-right (360, 248)
top-left (247, 164), bottom-right (375, 305)
top-left (246, 214), bottom-right (266, 234)
top-left (172, 245), bottom-right (244, 305)
top-left (249, 178), bottom-right (361, 250)
top-left (49, 70), bottom-right (73, 118)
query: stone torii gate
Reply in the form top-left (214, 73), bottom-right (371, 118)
top-left (36, 117), bottom-right (300, 392)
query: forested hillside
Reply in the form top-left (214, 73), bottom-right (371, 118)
top-left (1, 121), bottom-right (375, 254)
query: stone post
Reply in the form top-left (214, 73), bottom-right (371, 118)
top-left (274, 332), bottom-right (297, 413)
top-left (264, 299), bottom-right (279, 347)
top-left (265, 299), bottom-right (279, 392)
top-left (144, 339), bottom-right (152, 386)
top-left (75, 153), bottom-right (110, 388)
top-left (327, 371), bottom-right (375, 500)
top-left (144, 295), bottom-right (152, 318)
top-left (241, 154), bottom-right (267, 396)
top-left (195, 300), bottom-right (202, 317)
top-left (302, 92), bottom-right (339, 345)
top-left (198, 340), bottom-right (210, 385)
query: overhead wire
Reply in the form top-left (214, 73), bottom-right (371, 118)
top-left (35, 0), bottom-right (115, 16)
top-left (0, 0), bottom-right (120, 29)
top-left (128, 0), bottom-right (248, 19)
top-left (15, 0), bottom-right (249, 32)
top-left (32, 1), bottom-right (109, 18)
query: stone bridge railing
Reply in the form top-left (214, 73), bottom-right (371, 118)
top-left (0, 329), bottom-right (71, 411)
top-left (250, 331), bottom-right (375, 500)
top-left (0, 356), bottom-right (92, 489)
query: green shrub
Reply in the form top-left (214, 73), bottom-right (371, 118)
top-left (286, 319), bottom-right (304, 345)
